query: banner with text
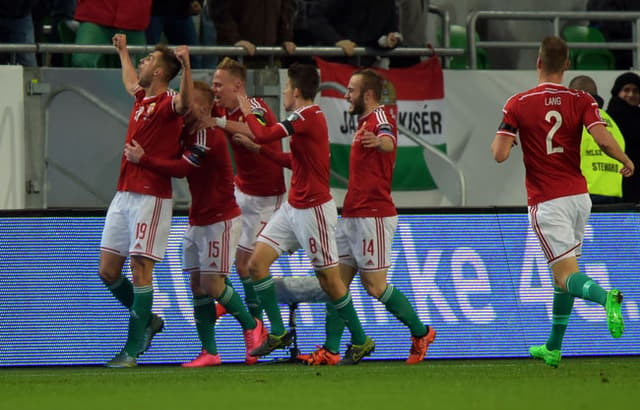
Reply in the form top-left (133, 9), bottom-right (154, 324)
top-left (1, 211), bottom-right (639, 365)
top-left (316, 57), bottom-right (446, 191)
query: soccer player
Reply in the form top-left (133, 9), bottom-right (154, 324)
top-left (206, 57), bottom-right (287, 320)
top-left (299, 69), bottom-right (436, 365)
top-left (100, 35), bottom-right (192, 368)
top-left (124, 81), bottom-right (267, 367)
top-left (237, 63), bottom-right (375, 364)
top-left (491, 36), bottom-right (634, 368)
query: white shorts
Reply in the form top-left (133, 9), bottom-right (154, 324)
top-left (100, 191), bottom-right (173, 261)
top-left (235, 187), bottom-right (284, 253)
top-left (336, 216), bottom-right (398, 272)
top-left (182, 215), bottom-right (242, 274)
top-left (258, 199), bottom-right (339, 270)
top-left (528, 193), bottom-right (591, 265)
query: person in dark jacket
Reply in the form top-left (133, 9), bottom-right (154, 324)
top-left (0, 0), bottom-right (39, 66)
top-left (208, 0), bottom-right (296, 67)
top-left (306, 0), bottom-right (402, 67)
top-left (146, 0), bottom-right (202, 67)
top-left (607, 72), bottom-right (640, 202)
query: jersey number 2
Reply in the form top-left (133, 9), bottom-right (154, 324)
top-left (545, 110), bottom-right (564, 154)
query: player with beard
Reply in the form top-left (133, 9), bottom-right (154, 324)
top-left (299, 69), bottom-right (435, 365)
top-left (100, 35), bottom-right (191, 368)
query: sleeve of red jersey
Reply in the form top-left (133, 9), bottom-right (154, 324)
top-left (496, 96), bottom-right (519, 143)
top-left (139, 155), bottom-right (193, 178)
top-left (582, 94), bottom-right (606, 131)
top-left (259, 145), bottom-right (292, 169)
top-left (374, 111), bottom-right (397, 146)
top-left (245, 113), bottom-right (290, 143)
top-left (138, 129), bottom-right (210, 178)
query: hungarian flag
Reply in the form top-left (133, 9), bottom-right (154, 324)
top-left (315, 57), bottom-right (446, 190)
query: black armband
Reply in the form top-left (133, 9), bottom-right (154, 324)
top-left (281, 120), bottom-right (295, 136)
top-left (498, 122), bottom-right (517, 133)
top-left (185, 144), bottom-right (207, 166)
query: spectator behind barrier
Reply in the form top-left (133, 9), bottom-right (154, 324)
top-left (207, 0), bottom-right (296, 68)
top-left (570, 75), bottom-right (625, 204)
top-left (306, 0), bottom-right (402, 68)
top-left (0, 0), bottom-right (38, 66)
top-left (393, 0), bottom-right (429, 67)
top-left (146, 0), bottom-right (203, 68)
top-left (607, 72), bottom-right (640, 202)
top-left (72, 0), bottom-right (152, 68)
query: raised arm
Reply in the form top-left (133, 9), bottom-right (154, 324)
top-left (173, 45), bottom-right (193, 115)
top-left (113, 34), bottom-right (138, 95)
top-left (588, 123), bottom-right (635, 177)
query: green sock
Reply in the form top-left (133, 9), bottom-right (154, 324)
top-left (124, 285), bottom-right (153, 356)
top-left (241, 276), bottom-right (262, 319)
top-left (323, 303), bottom-right (345, 354)
top-left (103, 275), bottom-right (133, 309)
top-left (546, 286), bottom-right (574, 351)
top-left (253, 275), bottom-right (285, 335)
top-left (565, 272), bottom-right (607, 306)
top-left (217, 285), bottom-right (256, 330)
top-left (193, 295), bottom-right (218, 354)
top-left (332, 292), bottom-right (367, 345)
top-left (379, 284), bottom-right (427, 337)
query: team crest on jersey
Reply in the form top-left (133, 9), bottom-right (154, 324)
top-left (146, 103), bottom-right (157, 116)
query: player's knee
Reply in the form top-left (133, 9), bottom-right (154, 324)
top-left (129, 256), bottom-right (154, 285)
top-left (365, 283), bottom-right (387, 299)
top-left (98, 268), bottom-right (120, 284)
top-left (247, 257), bottom-right (266, 279)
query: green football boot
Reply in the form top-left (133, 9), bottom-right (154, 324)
top-left (605, 289), bottom-right (624, 338)
top-left (339, 337), bottom-right (375, 365)
top-left (249, 331), bottom-right (293, 357)
top-left (529, 344), bottom-right (561, 368)
top-left (104, 350), bottom-right (137, 368)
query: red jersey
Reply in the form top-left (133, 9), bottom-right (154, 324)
top-left (221, 98), bottom-right (286, 196)
top-left (343, 106), bottom-right (397, 217)
top-left (497, 82), bottom-right (605, 205)
top-left (139, 127), bottom-right (241, 226)
top-left (246, 104), bottom-right (332, 209)
top-left (117, 88), bottom-right (183, 199)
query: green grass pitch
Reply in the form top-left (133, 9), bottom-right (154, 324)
top-left (2, 357), bottom-right (639, 410)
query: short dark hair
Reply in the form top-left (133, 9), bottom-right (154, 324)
top-left (216, 57), bottom-right (247, 83)
top-left (193, 81), bottom-right (214, 106)
top-left (538, 36), bottom-right (568, 74)
top-left (154, 45), bottom-right (181, 82)
top-left (288, 63), bottom-right (319, 100)
top-left (353, 68), bottom-right (385, 101)
top-left (569, 75), bottom-right (598, 95)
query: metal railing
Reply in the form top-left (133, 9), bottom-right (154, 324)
top-left (0, 44), bottom-right (464, 68)
top-left (466, 11), bottom-right (640, 69)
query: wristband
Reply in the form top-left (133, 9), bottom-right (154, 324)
top-left (215, 117), bottom-right (227, 128)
